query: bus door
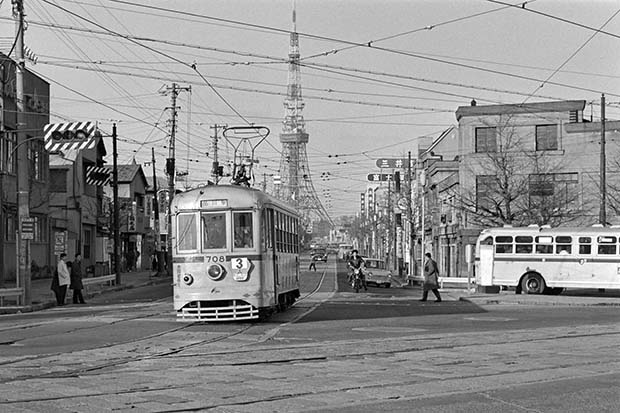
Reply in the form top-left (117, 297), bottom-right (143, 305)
top-left (478, 243), bottom-right (494, 286)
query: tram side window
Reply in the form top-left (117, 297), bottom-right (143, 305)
top-left (202, 213), bottom-right (227, 250)
top-left (177, 214), bottom-right (197, 251)
top-left (515, 236), bottom-right (533, 253)
top-left (578, 237), bottom-right (592, 254)
top-left (275, 211), bottom-right (282, 252)
top-left (234, 212), bottom-right (253, 248)
top-left (535, 236), bottom-right (554, 254)
top-left (555, 236), bottom-right (572, 254)
top-left (494, 236), bottom-right (513, 254)
top-left (597, 236), bottom-right (617, 255)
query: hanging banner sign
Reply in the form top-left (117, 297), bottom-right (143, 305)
top-left (44, 121), bottom-right (97, 153)
top-left (86, 166), bottom-right (111, 186)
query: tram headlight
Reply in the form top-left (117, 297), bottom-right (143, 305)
top-left (207, 264), bottom-right (226, 281)
top-left (182, 274), bottom-right (194, 286)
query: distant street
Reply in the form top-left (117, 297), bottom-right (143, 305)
top-left (1, 258), bottom-right (619, 412)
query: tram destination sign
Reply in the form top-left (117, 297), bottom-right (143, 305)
top-left (375, 158), bottom-right (415, 169)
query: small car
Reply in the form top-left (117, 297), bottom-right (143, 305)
top-left (312, 249), bottom-right (328, 262)
top-left (363, 258), bottom-right (392, 288)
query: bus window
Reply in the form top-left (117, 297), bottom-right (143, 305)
top-left (495, 236), bottom-right (513, 254)
top-left (535, 236), bottom-right (553, 254)
top-left (481, 236), bottom-right (493, 245)
top-left (177, 213), bottom-right (197, 251)
top-left (202, 212), bottom-right (227, 250)
top-left (578, 237), bottom-right (592, 254)
top-left (597, 236), bottom-right (617, 255)
top-left (234, 212), bottom-right (253, 248)
top-left (555, 236), bottom-right (572, 254)
top-left (515, 236), bottom-right (533, 253)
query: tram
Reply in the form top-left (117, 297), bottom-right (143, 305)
top-left (171, 184), bottom-right (301, 321)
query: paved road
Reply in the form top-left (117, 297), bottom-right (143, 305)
top-left (1, 258), bottom-right (619, 412)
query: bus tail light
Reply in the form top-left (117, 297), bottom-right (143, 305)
top-left (207, 264), bottom-right (226, 281)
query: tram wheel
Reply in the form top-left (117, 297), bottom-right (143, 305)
top-left (521, 273), bottom-right (546, 295)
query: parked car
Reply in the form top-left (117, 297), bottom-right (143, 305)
top-left (363, 258), bottom-right (392, 288)
top-left (312, 249), bottom-right (328, 262)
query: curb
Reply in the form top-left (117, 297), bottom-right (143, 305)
top-left (458, 296), bottom-right (620, 307)
top-left (0, 275), bottom-right (171, 315)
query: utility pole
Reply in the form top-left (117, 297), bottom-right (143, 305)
top-left (164, 83), bottom-right (190, 275)
top-left (407, 151), bottom-right (414, 277)
top-left (600, 93), bottom-right (606, 225)
top-left (151, 147), bottom-right (164, 275)
top-left (14, 0), bottom-right (31, 305)
top-left (210, 124), bottom-right (225, 184)
top-left (112, 123), bottom-right (121, 285)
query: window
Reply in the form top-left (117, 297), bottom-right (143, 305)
top-left (529, 173), bottom-right (579, 207)
top-left (475, 127), bottom-right (497, 152)
top-left (529, 174), bottom-right (554, 197)
top-left (177, 214), bottom-right (197, 251)
top-left (597, 236), bottom-right (616, 255)
top-left (476, 175), bottom-right (499, 212)
top-left (578, 237), bottom-right (592, 254)
top-left (234, 212), bottom-right (253, 249)
top-left (5, 213), bottom-right (16, 241)
top-left (1, 131), bottom-right (17, 174)
top-left (28, 138), bottom-right (46, 181)
top-left (536, 125), bottom-right (558, 151)
top-left (515, 236), bottom-right (533, 253)
top-left (535, 236), bottom-right (553, 254)
top-left (555, 236), bottom-right (572, 254)
top-left (495, 236), bottom-right (513, 254)
top-left (202, 213), bottom-right (226, 250)
top-left (83, 228), bottom-right (91, 259)
top-left (50, 169), bottom-right (67, 192)
top-left (32, 216), bottom-right (46, 243)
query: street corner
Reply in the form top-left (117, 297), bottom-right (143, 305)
top-left (458, 291), bottom-right (620, 307)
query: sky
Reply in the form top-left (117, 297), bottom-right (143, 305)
top-left (1, 0), bottom-right (619, 218)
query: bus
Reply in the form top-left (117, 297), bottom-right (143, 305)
top-left (475, 225), bottom-right (620, 294)
top-left (171, 184), bottom-right (300, 321)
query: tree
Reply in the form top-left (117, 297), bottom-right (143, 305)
top-left (456, 116), bottom-right (585, 227)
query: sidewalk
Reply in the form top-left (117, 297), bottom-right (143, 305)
top-left (0, 270), bottom-right (171, 315)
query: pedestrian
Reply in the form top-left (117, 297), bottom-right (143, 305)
top-left (70, 253), bottom-right (86, 304)
top-left (54, 253), bottom-right (70, 306)
top-left (309, 254), bottom-right (317, 271)
top-left (151, 253), bottom-right (158, 271)
top-left (126, 248), bottom-right (135, 272)
top-left (420, 252), bottom-right (442, 302)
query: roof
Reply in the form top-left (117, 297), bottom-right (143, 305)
top-left (455, 100), bottom-right (586, 121)
top-left (116, 163), bottom-right (148, 187)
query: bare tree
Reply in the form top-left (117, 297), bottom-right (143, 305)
top-left (456, 116), bottom-right (584, 227)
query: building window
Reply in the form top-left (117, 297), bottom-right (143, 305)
top-left (476, 175), bottom-right (499, 212)
top-left (28, 138), bottom-right (46, 181)
top-left (5, 213), bottom-right (16, 241)
top-left (1, 131), bottom-right (17, 174)
top-left (33, 216), bottom-right (46, 242)
top-left (529, 173), bottom-right (578, 207)
top-left (83, 228), bottom-right (91, 259)
top-left (536, 125), bottom-right (558, 151)
top-left (475, 127), bottom-right (497, 153)
top-left (50, 169), bottom-right (68, 192)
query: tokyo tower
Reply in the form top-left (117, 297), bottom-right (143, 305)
top-left (277, 5), bottom-right (333, 229)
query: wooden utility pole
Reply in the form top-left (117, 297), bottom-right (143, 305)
top-left (600, 93), bottom-right (606, 225)
top-left (407, 151), bottom-right (414, 277)
top-left (151, 147), bottom-right (164, 275)
top-left (15, 0), bottom-right (31, 305)
top-left (112, 123), bottom-right (121, 284)
top-left (210, 124), bottom-right (226, 184)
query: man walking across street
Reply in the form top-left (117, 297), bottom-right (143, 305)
top-left (420, 252), bottom-right (442, 302)
top-left (70, 253), bottom-right (86, 304)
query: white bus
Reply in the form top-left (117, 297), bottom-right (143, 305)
top-left (475, 225), bottom-right (620, 294)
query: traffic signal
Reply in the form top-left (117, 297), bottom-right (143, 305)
top-left (394, 171), bottom-right (401, 193)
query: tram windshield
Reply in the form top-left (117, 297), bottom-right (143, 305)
top-left (177, 214), bottom-right (197, 251)
top-left (234, 212), bottom-right (253, 248)
top-left (202, 212), bottom-right (227, 250)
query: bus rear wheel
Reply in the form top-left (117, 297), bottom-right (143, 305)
top-left (521, 273), bottom-right (546, 295)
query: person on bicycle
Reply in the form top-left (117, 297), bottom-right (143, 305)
top-left (347, 249), bottom-right (367, 291)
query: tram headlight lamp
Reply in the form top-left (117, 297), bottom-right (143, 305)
top-left (207, 264), bottom-right (226, 281)
top-left (182, 273), bottom-right (194, 286)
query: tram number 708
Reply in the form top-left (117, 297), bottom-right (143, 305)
top-left (205, 256), bottom-right (226, 263)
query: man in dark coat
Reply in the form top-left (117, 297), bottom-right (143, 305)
top-left (420, 252), bottom-right (442, 302)
top-left (70, 253), bottom-right (86, 304)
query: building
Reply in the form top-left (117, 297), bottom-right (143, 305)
top-left (0, 53), bottom-right (50, 283)
top-left (418, 99), bottom-right (620, 279)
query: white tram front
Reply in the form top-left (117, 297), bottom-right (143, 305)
top-left (171, 185), bottom-right (300, 321)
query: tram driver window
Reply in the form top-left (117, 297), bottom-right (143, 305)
top-left (202, 213), bottom-right (226, 250)
top-left (234, 212), bottom-right (253, 248)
